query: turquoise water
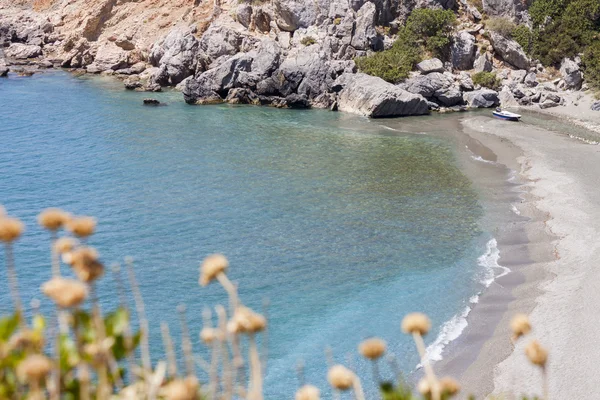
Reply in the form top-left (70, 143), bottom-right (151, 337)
top-left (0, 72), bottom-right (487, 397)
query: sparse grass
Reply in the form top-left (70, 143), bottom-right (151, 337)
top-left (485, 17), bottom-right (516, 37)
top-left (300, 36), bottom-right (317, 46)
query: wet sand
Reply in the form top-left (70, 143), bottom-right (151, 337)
top-left (446, 114), bottom-right (600, 399)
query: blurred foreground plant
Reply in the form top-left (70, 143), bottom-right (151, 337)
top-left (0, 206), bottom-right (550, 399)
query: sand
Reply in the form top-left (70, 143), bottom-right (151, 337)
top-left (448, 110), bottom-right (600, 399)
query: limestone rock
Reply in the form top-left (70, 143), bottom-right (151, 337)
top-left (539, 100), bottom-right (559, 109)
top-left (334, 73), bottom-right (429, 118)
top-left (236, 4), bottom-right (253, 28)
top-left (416, 58), bottom-right (444, 74)
top-left (559, 58), bottom-right (582, 90)
top-left (350, 2), bottom-right (378, 51)
top-left (499, 86), bottom-right (518, 107)
top-left (463, 89), bottom-right (500, 108)
top-left (150, 28), bottom-right (200, 86)
top-left (451, 31), bottom-right (476, 70)
top-left (489, 31), bottom-right (529, 70)
top-left (400, 72), bottom-right (454, 98)
top-left (473, 53), bottom-right (492, 72)
top-left (524, 71), bottom-right (538, 87)
top-left (199, 26), bottom-right (243, 62)
top-left (87, 43), bottom-right (129, 72)
top-left (5, 43), bottom-right (42, 59)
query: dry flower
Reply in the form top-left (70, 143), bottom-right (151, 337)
top-left (327, 365), bottom-right (354, 391)
top-left (199, 254), bottom-right (228, 286)
top-left (17, 354), bottom-right (52, 382)
top-left (227, 306), bottom-right (267, 334)
top-left (510, 313), bottom-right (532, 341)
top-left (439, 376), bottom-right (460, 396)
top-left (42, 277), bottom-right (88, 308)
top-left (401, 312), bottom-right (431, 336)
top-left (38, 208), bottom-right (69, 231)
top-left (54, 237), bottom-right (77, 254)
top-left (0, 217), bottom-right (24, 242)
top-left (69, 247), bottom-right (104, 282)
top-left (358, 337), bottom-right (386, 360)
top-left (9, 329), bottom-right (44, 351)
top-left (295, 384), bottom-right (320, 400)
top-left (160, 376), bottom-right (199, 400)
top-left (417, 378), bottom-right (431, 396)
top-left (67, 216), bottom-right (96, 237)
top-left (200, 327), bottom-right (219, 344)
top-left (525, 340), bottom-right (548, 367)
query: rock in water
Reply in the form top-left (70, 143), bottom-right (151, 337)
top-left (489, 32), bottom-right (529, 70)
top-left (451, 31), bottom-right (477, 70)
top-left (416, 58), bottom-right (444, 74)
top-left (143, 99), bottom-right (160, 105)
top-left (559, 58), bottom-right (582, 90)
top-left (334, 73), bottom-right (429, 118)
top-left (463, 89), bottom-right (500, 108)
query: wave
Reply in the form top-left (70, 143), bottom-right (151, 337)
top-left (470, 154), bottom-right (498, 164)
top-left (511, 204), bottom-right (521, 215)
top-left (422, 238), bottom-right (510, 364)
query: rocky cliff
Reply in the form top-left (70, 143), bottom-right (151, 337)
top-left (0, 0), bottom-right (591, 116)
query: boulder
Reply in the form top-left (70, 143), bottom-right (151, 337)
top-left (489, 32), bottom-right (529, 70)
top-left (463, 89), bottom-right (500, 108)
top-left (274, 0), bottom-right (323, 31)
top-left (416, 58), bottom-right (445, 74)
top-left (524, 72), bottom-right (538, 87)
top-left (0, 64), bottom-right (8, 77)
top-left (236, 4), bottom-right (253, 28)
top-left (542, 92), bottom-right (560, 103)
top-left (559, 58), bottom-right (582, 90)
top-left (451, 31), bottom-right (477, 70)
top-left (499, 86), bottom-right (518, 107)
top-left (253, 8), bottom-right (272, 33)
top-left (435, 87), bottom-right (464, 106)
top-left (334, 73), bottom-right (429, 117)
top-left (150, 28), bottom-right (200, 86)
top-left (115, 35), bottom-right (135, 51)
top-left (285, 93), bottom-right (311, 108)
top-left (509, 69), bottom-right (527, 84)
top-left (400, 72), bottom-right (454, 98)
top-left (473, 53), bottom-right (492, 72)
top-left (199, 26), bottom-right (243, 62)
top-left (87, 43), bottom-right (129, 71)
top-left (5, 43), bottom-right (42, 59)
top-left (350, 2), bottom-right (379, 51)
top-left (591, 101), bottom-right (600, 111)
top-left (143, 99), bottom-right (160, 105)
top-left (539, 100), bottom-right (559, 109)
top-left (458, 71), bottom-right (475, 91)
top-left (225, 88), bottom-right (259, 104)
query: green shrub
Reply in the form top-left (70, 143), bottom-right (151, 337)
top-left (486, 17), bottom-right (517, 37)
top-left (527, 0), bottom-right (600, 66)
top-left (582, 41), bottom-right (600, 90)
top-left (472, 71), bottom-right (501, 89)
top-left (511, 24), bottom-right (535, 54)
top-left (300, 36), bottom-right (316, 46)
top-left (354, 8), bottom-right (456, 83)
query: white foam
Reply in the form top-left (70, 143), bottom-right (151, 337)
top-left (470, 155), bottom-right (498, 164)
top-left (511, 204), bottom-right (521, 215)
top-left (420, 239), bottom-right (511, 365)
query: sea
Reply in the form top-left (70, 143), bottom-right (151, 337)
top-left (0, 71), bottom-right (516, 398)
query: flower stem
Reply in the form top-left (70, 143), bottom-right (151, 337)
top-left (412, 332), bottom-right (440, 400)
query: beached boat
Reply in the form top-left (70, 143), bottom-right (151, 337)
top-left (492, 109), bottom-right (521, 121)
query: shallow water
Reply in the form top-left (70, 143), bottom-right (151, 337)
top-left (1, 72), bottom-right (498, 397)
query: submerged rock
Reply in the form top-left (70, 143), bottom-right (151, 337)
top-left (334, 73), bottom-right (429, 118)
top-left (143, 98), bottom-right (160, 105)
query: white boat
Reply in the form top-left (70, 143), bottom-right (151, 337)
top-left (492, 109), bottom-right (521, 121)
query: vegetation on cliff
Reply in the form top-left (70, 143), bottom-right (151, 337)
top-left (355, 9), bottom-right (456, 83)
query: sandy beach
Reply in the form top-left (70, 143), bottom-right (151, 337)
top-left (438, 106), bottom-right (600, 399)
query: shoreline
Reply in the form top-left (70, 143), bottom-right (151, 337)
top-left (439, 112), bottom-right (600, 399)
